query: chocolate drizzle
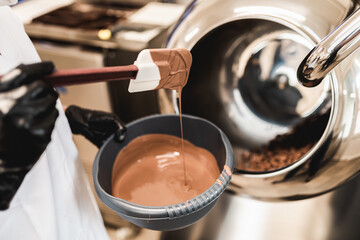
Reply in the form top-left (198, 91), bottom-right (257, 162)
top-left (111, 49), bottom-right (220, 206)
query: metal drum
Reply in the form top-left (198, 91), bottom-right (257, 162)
top-left (160, 0), bottom-right (360, 238)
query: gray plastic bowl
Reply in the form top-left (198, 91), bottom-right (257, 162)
top-left (93, 114), bottom-right (234, 231)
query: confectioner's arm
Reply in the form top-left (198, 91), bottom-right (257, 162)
top-left (0, 62), bottom-right (58, 210)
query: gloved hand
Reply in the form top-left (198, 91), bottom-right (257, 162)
top-left (0, 62), bottom-right (58, 210)
top-left (65, 105), bottom-right (126, 148)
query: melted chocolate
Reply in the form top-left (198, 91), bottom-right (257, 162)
top-left (112, 49), bottom-right (214, 206)
top-left (112, 134), bottom-right (219, 206)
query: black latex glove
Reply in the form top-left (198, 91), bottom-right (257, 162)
top-left (65, 105), bottom-right (126, 148)
top-left (0, 62), bottom-right (58, 210)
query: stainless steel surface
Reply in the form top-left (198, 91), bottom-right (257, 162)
top-left (84, 0), bottom-right (159, 7)
top-left (23, 3), bottom-right (152, 51)
top-left (161, 174), bottom-right (360, 240)
top-left (26, 20), bottom-right (165, 51)
top-left (170, 19), bottom-right (330, 150)
top-left (298, 7), bottom-right (360, 87)
top-left (21, 2), bottom-right (181, 51)
top-left (161, 0), bottom-right (360, 200)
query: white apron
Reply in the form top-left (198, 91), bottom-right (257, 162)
top-left (0, 6), bottom-right (110, 240)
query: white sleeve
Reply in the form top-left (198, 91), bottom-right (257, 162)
top-left (0, 6), bottom-right (40, 75)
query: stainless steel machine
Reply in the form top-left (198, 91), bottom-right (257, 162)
top-left (160, 0), bottom-right (360, 239)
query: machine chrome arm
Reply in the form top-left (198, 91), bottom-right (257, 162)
top-left (298, 8), bottom-right (360, 87)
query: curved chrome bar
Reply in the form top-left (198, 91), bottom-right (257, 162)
top-left (298, 8), bottom-right (360, 87)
